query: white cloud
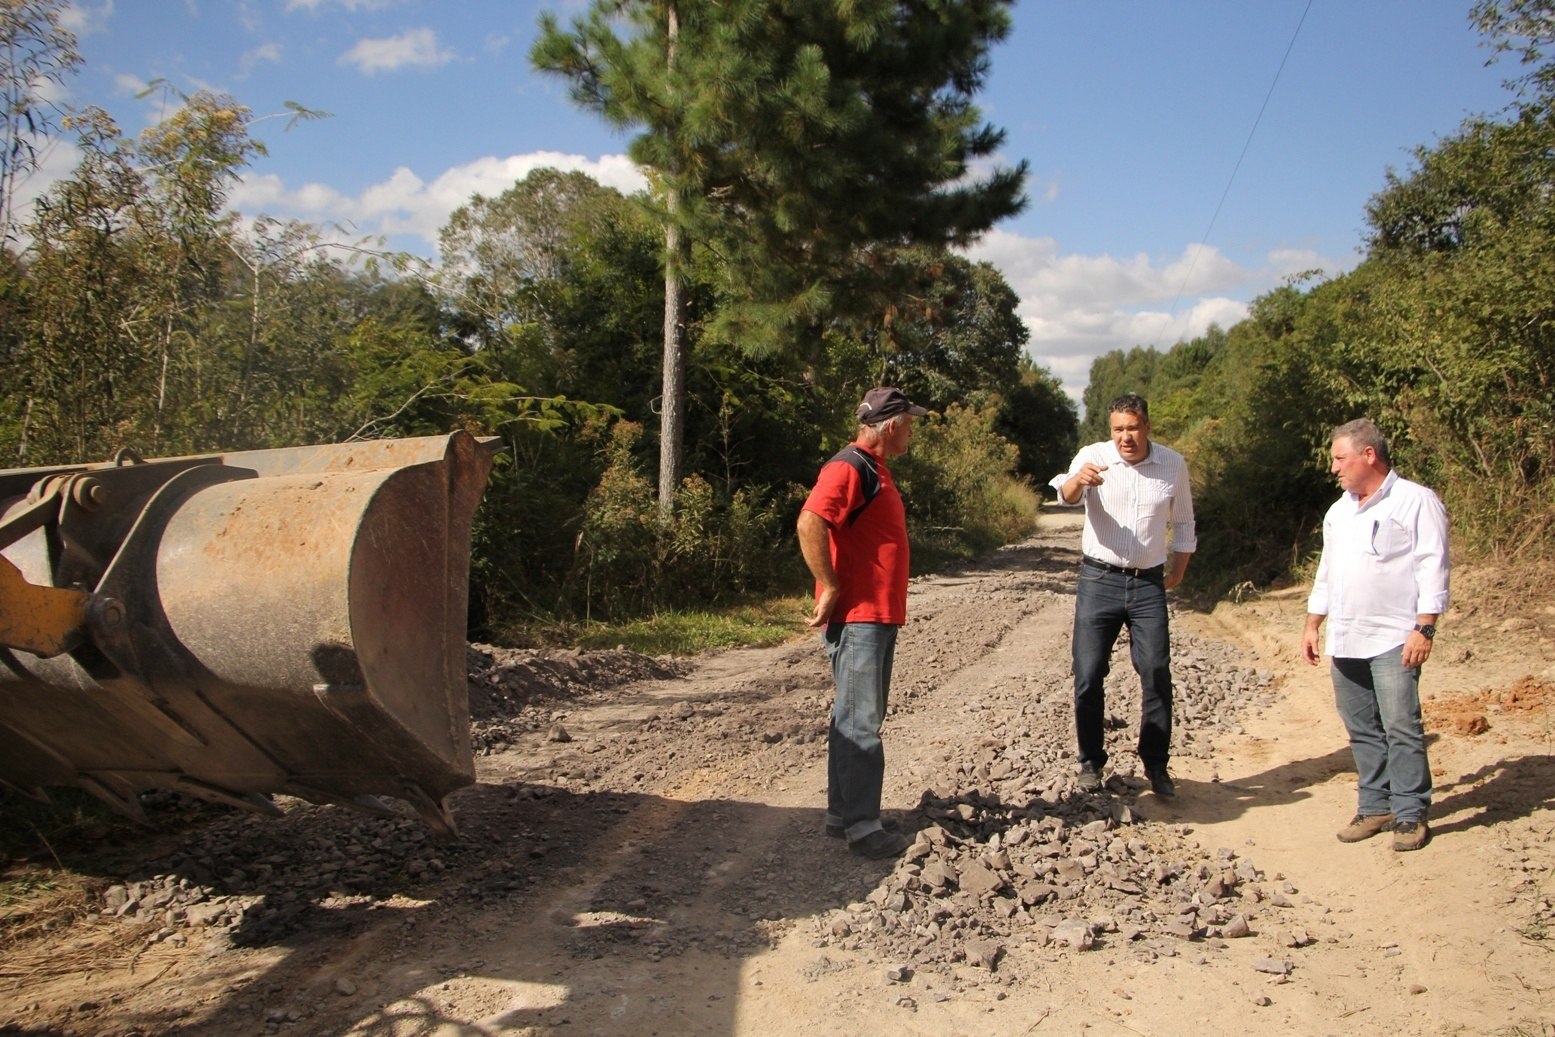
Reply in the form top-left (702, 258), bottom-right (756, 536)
top-left (241, 42), bottom-right (283, 75)
top-left (964, 228), bottom-right (1351, 403)
top-left (338, 27), bottom-right (456, 75)
top-left (114, 72), bottom-right (149, 96)
top-left (59, 1), bottom-right (114, 35)
top-left (230, 151), bottom-right (650, 252)
top-left (286, 0), bottom-right (395, 11)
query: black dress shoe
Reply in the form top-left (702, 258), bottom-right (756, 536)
top-left (1146, 765), bottom-right (1176, 798)
top-left (826, 816), bottom-right (901, 839)
top-left (849, 828), bottom-right (910, 859)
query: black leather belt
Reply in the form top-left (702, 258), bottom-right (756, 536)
top-left (1082, 556), bottom-right (1163, 578)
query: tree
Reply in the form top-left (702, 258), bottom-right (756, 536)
top-left (11, 92), bottom-right (268, 461)
top-left (875, 251), bottom-right (1026, 409)
top-left (1472, 0), bottom-right (1555, 109)
top-left (533, 0), bottom-right (1028, 517)
top-left (995, 357), bottom-right (1078, 485)
top-left (0, 0), bottom-right (80, 244)
top-left (1079, 346), bottom-right (1160, 440)
top-left (439, 168), bottom-right (627, 357)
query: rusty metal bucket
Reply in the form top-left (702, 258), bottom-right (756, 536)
top-left (0, 432), bottom-right (500, 837)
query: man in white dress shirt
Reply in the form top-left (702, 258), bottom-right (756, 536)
top-left (1302, 418), bottom-right (1449, 852)
top-left (1051, 394), bottom-right (1196, 798)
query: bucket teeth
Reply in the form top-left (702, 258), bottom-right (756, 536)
top-left (400, 784), bottom-right (460, 841)
top-left (77, 773), bottom-right (147, 823)
top-left (173, 778), bottom-right (282, 817)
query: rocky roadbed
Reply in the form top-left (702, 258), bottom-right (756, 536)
top-left (2, 512), bottom-right (1553, 1036)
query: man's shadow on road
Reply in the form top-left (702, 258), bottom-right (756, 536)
top-left (1428, 752), bottom-right (1555, 836)
top-left (1137, 731), bottom-right (1554, 839)
top-left (1134, 745), bottom-right (1353, 825)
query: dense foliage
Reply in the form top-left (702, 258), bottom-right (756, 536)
top-left (0, 2), bottom-right (1068, 641)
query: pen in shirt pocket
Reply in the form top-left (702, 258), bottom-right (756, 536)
top-left (1369, 519), bottom-right (1380, 555)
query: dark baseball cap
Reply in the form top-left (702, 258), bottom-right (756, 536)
top-left (856, 387), bottom-right (928, 424)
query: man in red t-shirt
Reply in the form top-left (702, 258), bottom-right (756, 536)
top-left (797, 387), bottom-right (926, 859)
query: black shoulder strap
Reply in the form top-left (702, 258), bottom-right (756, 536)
top-left (827, 445), bottom-right (881, 526)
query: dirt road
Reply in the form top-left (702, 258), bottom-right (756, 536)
top-left (3, 510), bottom-right (1553, 1036)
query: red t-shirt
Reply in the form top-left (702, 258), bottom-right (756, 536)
top-left (801, 446), bottom-right (910, 625)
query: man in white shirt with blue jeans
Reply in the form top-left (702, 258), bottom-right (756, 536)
top-left (1302, 418), bottom-right (1450, 852)
top-left (1052, 394), bottom-right (1196, 798)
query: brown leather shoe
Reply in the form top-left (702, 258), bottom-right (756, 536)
top-left (1392, 820), bottom-right (1430, 852)
top-left (1337, 812), bottom-right (1393, 843)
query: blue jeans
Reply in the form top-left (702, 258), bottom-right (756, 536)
top-left (1331, 647), bottom-right (1432, 822)
top-left (1072, 564), bottom-right (1172, 770)
top-left (823, 621), bottom-right (897, 841)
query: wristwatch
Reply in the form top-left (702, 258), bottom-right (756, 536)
top-left (1413, 623), bottom-right (1436, 640)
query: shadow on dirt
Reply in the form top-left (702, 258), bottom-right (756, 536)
top-left (1430, 752), bottom-right (1555, 838)
top-left (1144, 745), bottom-right (1356, 827)
top-left (51, 779), bottom-right (899, 1037)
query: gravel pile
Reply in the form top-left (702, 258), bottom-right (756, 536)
top-left (94, 809), bottom-right (475, 950)
top-left (814, 799), bottom-right (1315, 979)
top-left (466, 643), bottom-right (689, 755)
top-left (808, 614), bottom-right (1305, 980)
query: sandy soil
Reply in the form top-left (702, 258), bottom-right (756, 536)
top-left (2, 509), bottom-right (1553, 1037)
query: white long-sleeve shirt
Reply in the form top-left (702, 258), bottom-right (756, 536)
top-left (1307, 469), bottom-right (1451, 658)
top-left (1049, 440), bottom-right (1196, 568)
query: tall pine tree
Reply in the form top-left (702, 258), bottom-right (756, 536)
top-left (533, 0), bottom-right (1027, 515)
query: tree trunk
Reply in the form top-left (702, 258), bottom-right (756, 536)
top-left (658, 216), bottom-right (688, 520)
top-left (656, 1), bottom-right (686, 521)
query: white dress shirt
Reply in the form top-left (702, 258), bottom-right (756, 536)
top-left (1049, 440), bottom-right (1197, 568)
top-left (1307, 469), bottom-right (1451, 658)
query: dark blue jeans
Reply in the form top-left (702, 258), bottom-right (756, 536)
top-left (823, 621), bottom-right (897, 841)
top-left (1072, 564), bottom-right (1172, 770)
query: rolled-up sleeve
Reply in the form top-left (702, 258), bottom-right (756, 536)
top-left (1412, 491), bottom-right (1451, 615)
top-left (1307, 539), bottom-right (1331, 617)
top-left (1168, 453), bottom-right (1197, 554)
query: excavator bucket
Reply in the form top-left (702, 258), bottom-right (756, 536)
top-left (0, 432), bottom-right (500, 837)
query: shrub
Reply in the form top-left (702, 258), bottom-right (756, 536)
top-left (895, 400), bottom-right (1038, 562)
top-left (565, 421), bottom-right (795, 621)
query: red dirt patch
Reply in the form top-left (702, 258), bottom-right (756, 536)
top-left (1424, 674), bottom-right (1555, 738)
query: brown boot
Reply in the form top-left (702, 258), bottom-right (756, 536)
top-left (1336, 812), bottom-right (1393, 843)
top-left (1392, 820), bottom-right (1430, 852)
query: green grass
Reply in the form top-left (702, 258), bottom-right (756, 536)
top-left (0, 871), bottom-right (58, 907)
top-left (572, 595), bottom-right (814, 656)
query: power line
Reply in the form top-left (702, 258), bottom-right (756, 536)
top-left (1150, 0), bottom-right (1313, 348)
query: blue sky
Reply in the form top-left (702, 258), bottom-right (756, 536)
top-left (31, 0), bottom-right (1518, 401)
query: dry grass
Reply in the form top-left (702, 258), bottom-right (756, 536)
top-left (0, 870), bottom-right (159, 988)
top-left (0, 866), bottom-right (99, 949)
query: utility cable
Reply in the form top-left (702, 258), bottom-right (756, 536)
top-left (1151, 0), bottom-right (1312, 347)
